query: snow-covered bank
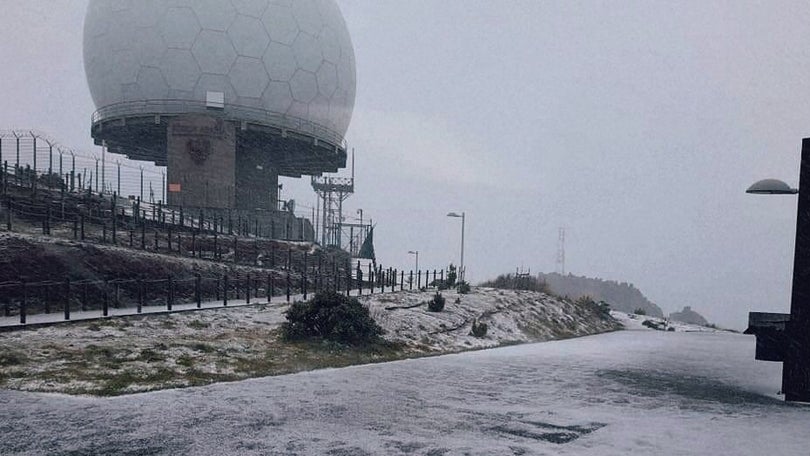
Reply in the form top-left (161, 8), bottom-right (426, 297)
top-left (0, 288), bottom-right (618, 395)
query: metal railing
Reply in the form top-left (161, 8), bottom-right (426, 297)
top-left (92, 99), bottom-right (348, 150)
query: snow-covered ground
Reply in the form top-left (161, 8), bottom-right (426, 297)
top-left (1, 326), bottom-right (806, 455)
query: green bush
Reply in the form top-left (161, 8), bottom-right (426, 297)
top-left (634, 308), bottom-right (647, 316)
top-left (471, 319), bottom-right (488, 338)
top-left (428, 292), bottom-right (445, 312)
top-left (281, 292), bottom-right (383, 345)
top-left (456, 281), bottom-right (471, 294)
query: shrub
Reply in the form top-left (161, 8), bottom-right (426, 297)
top-left (634, 308), bottom-right (647, 316)
top-left (428, 292), bottom-right (445, 312)
top-left (456, 281), bottom-right (471, 294)
top-left (281, 292), bottom-right (384, 345)
top-left (470, 319), bottom-right (488, 338)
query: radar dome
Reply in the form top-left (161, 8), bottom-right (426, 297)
top-left (83, 0), bottom-right (356, 138)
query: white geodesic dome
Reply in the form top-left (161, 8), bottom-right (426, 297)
top-left (83, 0), bottom-right (356, 139)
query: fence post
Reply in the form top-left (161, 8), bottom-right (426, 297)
top-left (19, 280), bottom-right (26, 325)
top-left (195, 273), bottom-right (201, 308)
top-left (286, 269), bottom-right (291, 302)
top-left (418, 270), bottom-right (422, 289)
top-left (302, 252), bottom-right (308, 300)
top-left (6, 199), bottom-right (12, 231)
top-left (137, 279), bottom-right (143, 314)
top-left (102, 280), bottom-right (109, 317)
top-left (223, 274), bottom-right (229, 306)
top-left (246, 273), bottom-right (251, 304)
top-left (64, 278), bottom-right (71, 321)
top-left (346, 261), bottom-right (351, 297)
top-left (401, 271), bottom-right (404, 291)
top-left (167, 275), bottom-right (173, 311)
top-left (266, 273), bottom-right (273, 303)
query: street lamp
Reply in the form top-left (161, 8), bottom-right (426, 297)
top-left (745, 138), bottom-right (810, 402)
top-left (447, 211), bottom-right (465, 282)
top-left (408, 250), bottom-right (419, 272)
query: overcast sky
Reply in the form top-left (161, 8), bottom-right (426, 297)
top-left (2, 1), bottom-right (809, 329)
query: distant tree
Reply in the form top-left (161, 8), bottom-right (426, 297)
top-left (446, 264), bottom-right (457, 287)
top-left (633, 308), bottom-right (647, 316)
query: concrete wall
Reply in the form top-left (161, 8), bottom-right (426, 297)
top-left (167, 115), bottom-right (236, 208)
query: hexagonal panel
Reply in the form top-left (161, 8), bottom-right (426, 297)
top-left (232, 0), bottom-right (269, 18)
top-left (192, 30), bottom-right (237, 74)
top-left (229, 56), bottom-right (270, 99)
top-left (263, 42), bottom-right (297, 82)
top-left (160, 48), bottom-right (201, 91)
top-left (136, 66), bottom-right (170, 100)
top-left (318, 26), bottom-right (341, 63)
top-left (289, 69), bottom-right (317, 103)
top-left (309, 93), bottom-right (330, 127)
top-left (111, 49), bottom-right (140, 85)
top-left (131, 0), bottom-right (162, 28)
top-left (159, 7), bottom-right (201, 49)
top-left (262, 4), bottom-right (299, 46)
top-left (292, 0), bottom-right (322, 36)
top-left (287, 100), bottom-right (309, 120)
top-left (316, 61), bottom-right (337, 97)
top-left (133, 27), bottom-right (167, 66)
top-left (291, 32), bottom-right (322, 73)
top-left (194, 73), bottom-right (237, 104)
top-left (228, 15), bottom-right (270, 58)
top-left (109, 9), bottom-right (136, 51)
top-left (263, 81), bottom-right (294, 114)
top-left (194, 0), bottom-right (236, 31)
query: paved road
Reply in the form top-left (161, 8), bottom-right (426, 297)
top-left (1, 330), bottom-right (807, 455)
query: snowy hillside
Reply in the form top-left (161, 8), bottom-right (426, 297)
top-left (0, 288), bottom-right (619, 395)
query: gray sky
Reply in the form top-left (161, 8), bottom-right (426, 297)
top-left (2, 0), bottom-right (809, 329)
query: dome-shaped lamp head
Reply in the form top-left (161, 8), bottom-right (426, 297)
top-left (746, 179), bottom-right (798, 195)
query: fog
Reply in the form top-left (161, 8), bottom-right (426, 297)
top-left (2, 1), bottom-right (808, 329)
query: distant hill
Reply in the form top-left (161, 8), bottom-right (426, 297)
top-left (669, 306), bottom-right (708, 326)
top-left (537, 272), bottom-right (664, 317)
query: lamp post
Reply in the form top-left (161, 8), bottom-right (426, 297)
top-left (408, 250), bottom-right (419, 272)
top-left (746, 137), bottom-right (810, 402)
top-left (447, 211), bottom-right (465, 282)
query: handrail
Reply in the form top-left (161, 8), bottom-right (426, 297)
top-left (91, 99), bottom-right (348, 150)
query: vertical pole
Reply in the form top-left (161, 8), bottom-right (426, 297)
top-left (166, 276), bottom-right (172, 311)
top-left (286, 268), bottom-right (291, 302)
top-left (223, 274), bottom-right (229, 306)
top-left (303, 252), bottom-right (308, 300)
top-left (19, 281), bottom-right (26, 325)
top-left (401, 270), bottom-right (404, 291)
top-left (784, 138), bottom-right (810, 402)
top-left (246, 274), bottom-right (251, 304)
top-left (267, 273), bottom-right (274, 304)
top-left (65, 277), bottom-right (70, 320)
top-left (102, 280), bottom-right (109, 317)
top-left (137, 279), bottom-right (143, 314)
top-left (195, 273), bottom-right (201, 308)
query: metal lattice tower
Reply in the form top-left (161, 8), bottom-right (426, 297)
top-left (556, 227), bottom-right (566, 275)
top-left (311, 152), bottom-right (354, 247)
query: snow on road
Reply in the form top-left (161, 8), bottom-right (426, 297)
top-left (1, 327), bottom-right (807, 455)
